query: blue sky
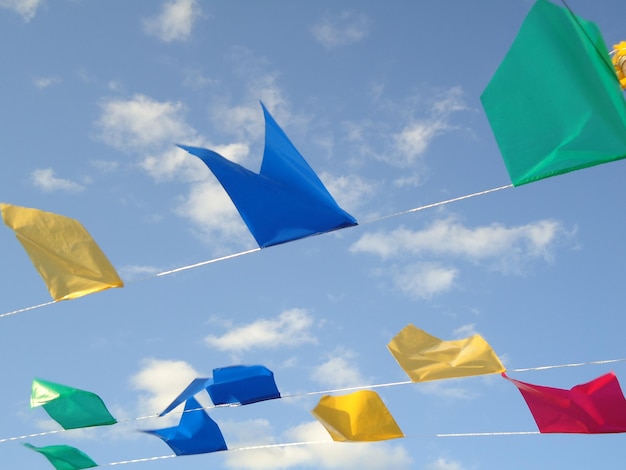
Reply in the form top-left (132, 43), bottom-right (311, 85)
top-left (2, 0), bottom-right (626, 468)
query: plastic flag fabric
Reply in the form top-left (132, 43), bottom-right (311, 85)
top-left (178, 102), bottom-right (357, 248)
top-left (0, 203), bottom-right (123, 301)
top-left (311, 390), bottom-right (404, 442)
top-left (504, 372), bottom-right (626, 433)
top-left (481, 0), bottom-right (626, 186)
top-left (160, 365), bottom-right (281, 416)
top-left (387, 324), bottom-right (505, 382)
top-left (24, 443), bottom-right (97, 470)
top-left (144, 397), bottom-right (227, 456)
top-left (31, 378), bottom-right (117, 430)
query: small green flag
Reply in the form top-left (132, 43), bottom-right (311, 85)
top-left (24, 443), bottom-right (97, 470)
top-left (481, 0), bottom-right (626, 186)
top-left (31, 378), bottom-right (116, 430)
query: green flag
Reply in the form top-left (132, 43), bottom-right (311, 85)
top-left (481, 0), bottom-right (626, 186)
top-left (31, 378), bottom-right (116, 430)
top-left (24, 444), bottom-right (97, 470)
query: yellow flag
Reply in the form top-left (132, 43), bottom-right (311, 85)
top-left (387, 324), bottom-right (505, 382)
top-left (1, 203), bottom-right (123, 301)
top-left (311, 390), bottom-right (404, 442)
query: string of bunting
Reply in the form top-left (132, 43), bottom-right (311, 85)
top-left (16, 325), bottom-right (626, 469)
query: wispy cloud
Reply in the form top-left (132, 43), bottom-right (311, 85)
top-left (33, 76), bottom-right (60, 89)
top-left (320, 172), bottom-right (378, 215)
top-left (351, 216), bottom-right (571, 299)
top-left (391, 262), bottom-right (458, 299)
top-left (311, 349), bottom-right (367, 389)
top-left (351, 217), bottom-right (566, 267)
top-left (311, 11), bottom-right (370, 48)
top-left (0, 0), bottom-right (43, 21)
top-left (31, 168), bottom-right (85, 192)
top-left (143, 0), bottom-right (201, 42)
top-left (426, 457), bottom-right (467, 470)
top-left (417, 380), bottom-right (477, 400)
top-left (204, 308), bottom-right (317, 353)
top-left (389, 87), bottom-right (467, 167)
top-left (96, 94), bottom-right (250, 244)
top-left (222, 420), bottom-right (412, 469)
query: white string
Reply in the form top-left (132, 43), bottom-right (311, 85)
top-left (509, 358), bottom-right (626, 372)
top-left (0, 185), bottom-right (513, 319)
top-left (0, 300), bottom-right (57, 319)
top-left (360, 184), bottom-right (513, 225)
top-left (101, 432), bottom-right (543, 466)
top-left (154, 248), bottom-right (261, 277)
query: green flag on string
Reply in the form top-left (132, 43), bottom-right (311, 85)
top-left (24, 444), bottom-right (97, 470)
top-left (481, 0), bottom-right (626, 186)
top-left (31, 378), bottom-right (116, 430)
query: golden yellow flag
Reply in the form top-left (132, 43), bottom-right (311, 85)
top-left (1, 203), bottom-right (124, 301)
top-left (387, 324), bottom-right (505, 382)
top-left (311, 390), bottom-right (404, 442)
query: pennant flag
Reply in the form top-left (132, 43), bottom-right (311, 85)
top-left (144, 397), bottom-right (227, 456)
top-left (178, 102), bottom-right (357, 248)
top-left (31, 378), bottom-right (117, 430)
top-left (0, 203), bottom-right (123, 301)
top-left (387, 324), bottom-right (505, 382)
top-left (160, 365), bottom-right (281, 416)
top-left (481, 0), bottom-right (626, 186)
top-left (311, 390), bottom-right (404, 442)
top-left (504, 372), bottom-right (626, 433)
top-left (24, 443), bottom-right (97, 470)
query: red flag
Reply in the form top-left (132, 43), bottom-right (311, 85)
top-left (503, 372), bottom-right (626, 433)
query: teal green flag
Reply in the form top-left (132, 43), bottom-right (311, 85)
top-left (481, 0), bottom-right (626, 186)
top-left (31, 378), bottom-right (116, 430)
top-left (24, 444), bottom-right (97, 470)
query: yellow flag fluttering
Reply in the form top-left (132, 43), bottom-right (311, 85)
top-left (1, 203), bottom-right (123, 301)
top-left (387, 324), bottom-right (505, 382)
top-left (311, 390), bottom-right (404, 442)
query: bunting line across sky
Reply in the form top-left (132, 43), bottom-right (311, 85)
top-left (3, 0), bottom-right (626, 469)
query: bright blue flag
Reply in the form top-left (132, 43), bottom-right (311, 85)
top-left (209, 365), bottom-right (281, 406)
top-left (144, 397), bottom-right (227, 456)
top-left (160, 365), bottom-right (281, 416)
top-left (178, 102), bottom-right (357, 248)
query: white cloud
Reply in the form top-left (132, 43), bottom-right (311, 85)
top-left (175, 179), bottom-right (252, 248)
top-left (320, 172), bottom-right (377, 214)
top-left (351, 217), bottom-right (565, 266)
top-left (425, 457), bottom-right (467, 470)
top-left (0, 0), bottom-right (43, 21)
top-left (352, 216), bottom-right (569, 299)
top-left (204, 308), bottom-right (317, 353)
top-left (311, 349), bottom-right (366, 389)
top-left (33, 76), bottom-right (60, 89)
top-left (143, 0), bottom-right (200, 43)
top-left (139, 146), bottom-right (209, 182)
top-left (223, 420), bottom-right (412, 469)
top-left (311, 11), bottom-right (370, 48)
top-left (392, 262), bottom-right (458, 299)
top-left (452, 323), bottom-right (478, 339)
top-left (130, 358), bottom-right (203, 419)
top-left (96, 94), bottom-right (197, 152)
top-left (388, 87), bottom-right (466, 166)
top-left (94, 94), bottom-right (261, 250)
top-left (417, 380), bottom-right (476, 400)
top-left (31, 168), bottom-right (85, 192)
top-left (90, 160), bottom-right (119, 172)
